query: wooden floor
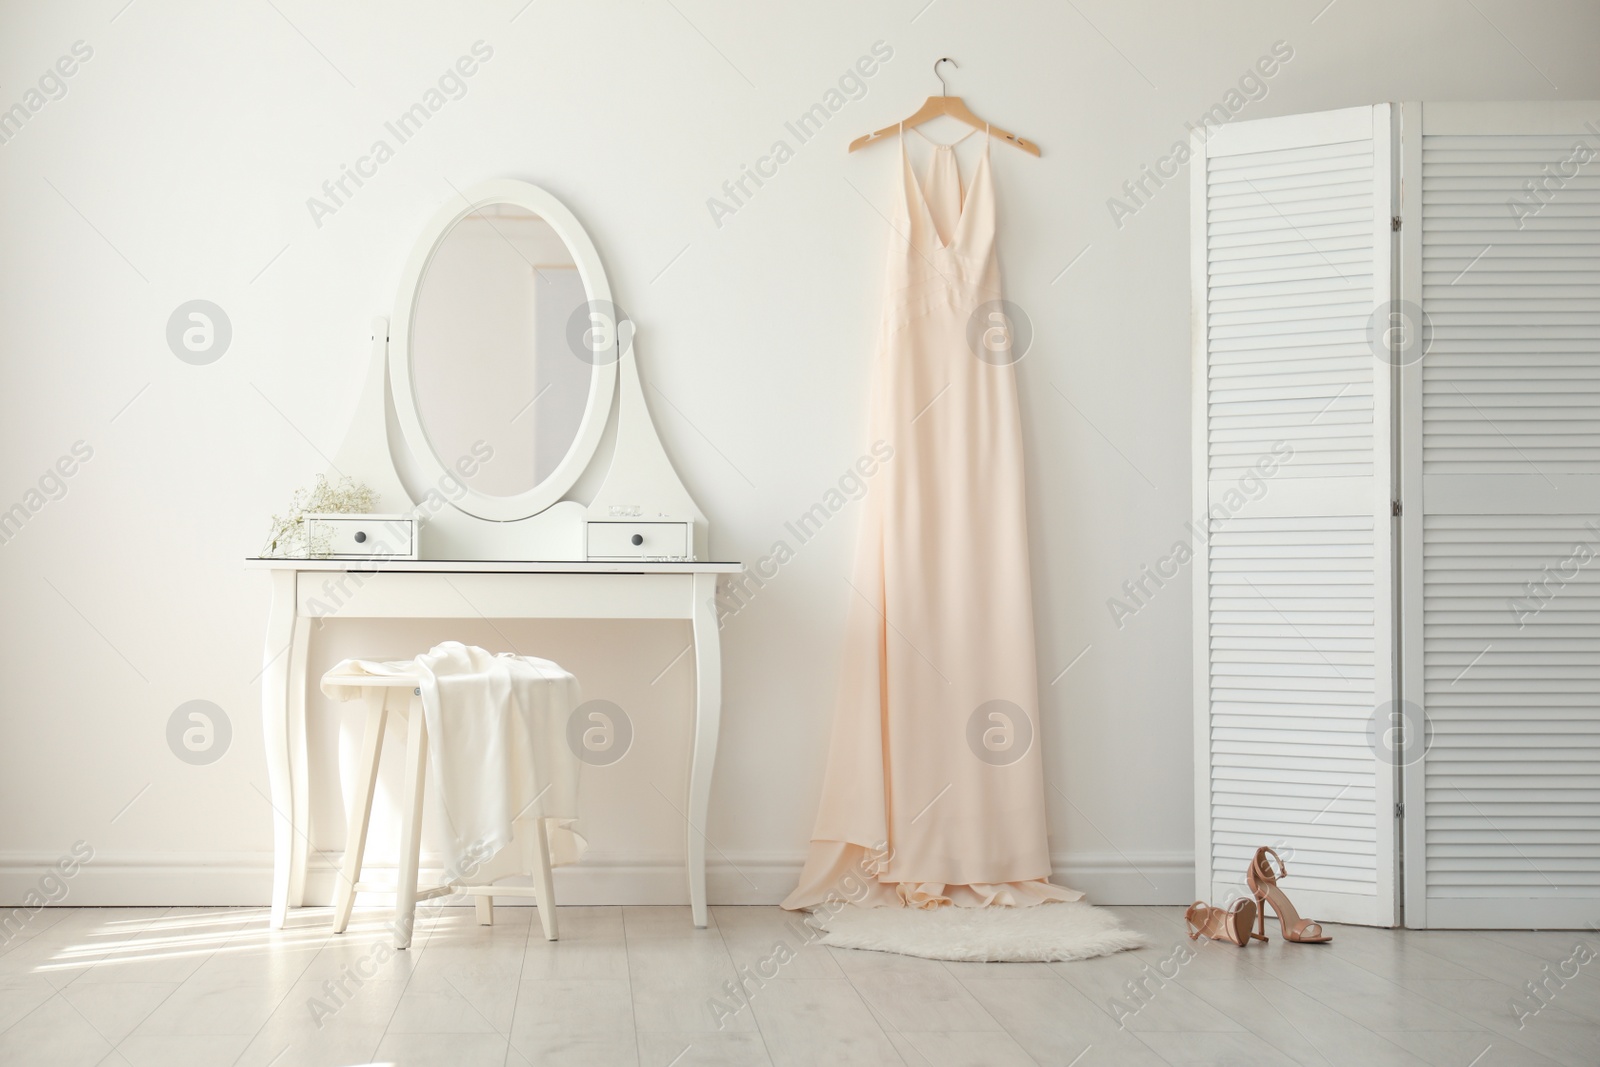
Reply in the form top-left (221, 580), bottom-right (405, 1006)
top-left (0, 904), bottom-right (1594, 1065)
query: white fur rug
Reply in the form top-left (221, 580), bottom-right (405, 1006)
top-left (811, 903), bottom-right (1146, 963)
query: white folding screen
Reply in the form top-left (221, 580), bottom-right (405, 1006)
top-left (1191, 105), bottom-right (1399, 926)
top-left (1400, 101), bottom-right (1600, 929)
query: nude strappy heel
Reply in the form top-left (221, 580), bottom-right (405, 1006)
top-left (1184, 898), bottom-right (1257, 947)
top-left (1246, 846), bottom-right (1331, 944)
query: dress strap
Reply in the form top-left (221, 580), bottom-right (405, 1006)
top-left (897, 121), bottom-right (913, 214)
top-left (907, 125), bottom-right (978, 148)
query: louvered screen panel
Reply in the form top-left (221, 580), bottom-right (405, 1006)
top-left (1421, 517), bottom-right (1600, 906)
top-left (1405, 102), bottom-right (1600, 928)
top-left (1208, 516), bottom-right (1379, 895)
top-left (1193, 105), bottom-right (1397, 926)
top-left (1422, 133), bottom-right (1600, 475)
top-left (1206, 138), bottom-right (1376, 480)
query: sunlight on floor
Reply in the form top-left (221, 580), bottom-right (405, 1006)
top-left (31, 907), bottom-right (449, 975)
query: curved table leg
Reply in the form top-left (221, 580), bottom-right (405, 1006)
top-left (686, 572), bottom-right (723, 929)
top-left (262, 569), bottom-right (299, 930)
top-left (287, 618), bottom-right (312, 908)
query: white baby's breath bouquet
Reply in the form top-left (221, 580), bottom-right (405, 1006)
top-left (262, 475), bottom-right (377, 558)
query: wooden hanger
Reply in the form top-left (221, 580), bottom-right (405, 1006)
top-left (848, 58), bottom-right (1041, 157)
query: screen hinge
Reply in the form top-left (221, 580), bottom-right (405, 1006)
top-left (1391, 499), bottom-right (1402, 517)
top-left (1395, 802), bottom-right (1405, 819)
top-left (1391, 215), bottom-right (1402, 232)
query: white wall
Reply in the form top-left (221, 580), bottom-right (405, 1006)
top-left (3, 0), bottom-right (1598, 908)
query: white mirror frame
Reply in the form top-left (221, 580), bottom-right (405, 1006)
top-left (389, 179), bottom-right (619, 522)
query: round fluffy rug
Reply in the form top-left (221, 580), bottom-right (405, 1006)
top-left (811, 902), bottom-right (1146, 963)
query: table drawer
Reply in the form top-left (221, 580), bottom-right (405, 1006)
top-left (586, 521), bottom-right (689, 560)
top-left (306, 515), bottom-right (416, 559)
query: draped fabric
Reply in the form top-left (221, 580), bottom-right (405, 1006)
top-left (323, 642), bottom-right (584, 877)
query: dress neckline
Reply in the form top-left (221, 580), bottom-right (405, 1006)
top-left (900, 127), bottom-right (990, 253)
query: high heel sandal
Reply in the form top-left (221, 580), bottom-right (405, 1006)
top-left (1246, 846), bottom-right (1331, 944)
top-left (1184, 898), bottom-right (1257, 947)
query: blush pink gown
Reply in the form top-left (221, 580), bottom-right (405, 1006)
top-left (783, 129), bottom-right (1082, 909)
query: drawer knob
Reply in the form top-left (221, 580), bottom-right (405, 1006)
top-left (354, 531), bottom-right (367, 544)
top-left (631, 534), bottom-right (644, 546)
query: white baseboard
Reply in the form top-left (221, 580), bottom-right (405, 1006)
top-left (1052, 850), bottom-right (1194, 906)
top-left (0, 849), bottom-right (1194, 909)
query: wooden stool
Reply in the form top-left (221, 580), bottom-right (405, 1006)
top-left (324, 671), bottom-right (558, 947)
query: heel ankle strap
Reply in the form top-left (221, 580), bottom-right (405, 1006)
top-left (1253, 846), bottom-right (1286, 881)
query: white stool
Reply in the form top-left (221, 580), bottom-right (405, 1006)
top-left (325, 670), bottom-right (559, 947)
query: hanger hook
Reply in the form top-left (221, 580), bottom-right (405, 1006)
top-left (934, 57), bottom-right (957, 97)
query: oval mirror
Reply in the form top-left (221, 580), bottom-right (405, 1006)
top-left (390, 180), bottom-right (618, 522)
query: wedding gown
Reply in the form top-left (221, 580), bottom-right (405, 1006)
top-left (783, 128), bottom-right (1081, 909)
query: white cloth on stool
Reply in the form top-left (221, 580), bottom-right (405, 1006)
top-left (322, 641), bottom-right (585, 880)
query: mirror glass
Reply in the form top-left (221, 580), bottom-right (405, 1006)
top-left (411, 203), bottom-right (592, 498)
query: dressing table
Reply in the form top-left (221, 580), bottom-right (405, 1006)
top-left (249, 180), bottom-right (738, 930)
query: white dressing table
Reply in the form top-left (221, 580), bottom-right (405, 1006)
top-left (250, 179), bottom-right (739, 930)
